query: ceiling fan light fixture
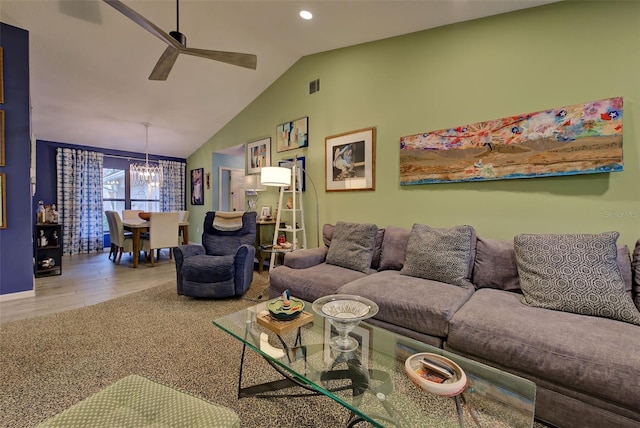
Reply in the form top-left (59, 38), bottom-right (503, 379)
top-left (299, 10), bottom-right (313, 20)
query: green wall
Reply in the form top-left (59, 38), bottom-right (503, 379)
top-left (188, 1), bottom-right (640, 249)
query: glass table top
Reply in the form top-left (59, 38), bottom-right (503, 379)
top-left (213, 298), bottom-right (536, 428)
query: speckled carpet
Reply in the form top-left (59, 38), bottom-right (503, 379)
top-left (0, 274), bottom-right (549, 428)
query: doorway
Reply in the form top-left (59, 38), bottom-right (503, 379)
top-left (219, 168), bottom-right (245, 211)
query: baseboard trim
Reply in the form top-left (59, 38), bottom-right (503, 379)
top-left (0, 289), bottom-right (36, 302)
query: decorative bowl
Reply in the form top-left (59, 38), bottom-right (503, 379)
top-left (267, 298), bottom-right (305, 321)
top-left (312, 294), bottom-right (378, 352)
top-left (405, 352), bottom-right (467, 397)
top-left (138, 212), bottom-right (151, 221)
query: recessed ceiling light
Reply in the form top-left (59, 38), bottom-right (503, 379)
top-left (299, 10), bottom-right (313, 20)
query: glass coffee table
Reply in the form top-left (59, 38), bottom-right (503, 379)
top-left (213, 299), bottom-right (536, 428)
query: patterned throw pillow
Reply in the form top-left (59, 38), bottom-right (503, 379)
top-left (325, 222), bottom-right (378, 274)
top-left (514, 232), bottom-right (640, 326)
top-left (400, 224), bottom-right (476, 287)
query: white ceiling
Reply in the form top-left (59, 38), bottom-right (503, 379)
top-left (1, 0), bottom-right (558, 159)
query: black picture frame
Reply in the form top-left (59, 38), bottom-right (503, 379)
top-left (191, 168), bottom-right (204, 205)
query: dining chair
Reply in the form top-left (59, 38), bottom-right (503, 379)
top-left (178, 210), bottom-right (189, 243)
top-left (122, 210), bottom-right (144, 222)
top-left (111, 211), bottom-right (136, 265)
top-left (141, 212), bottom-right (181, 267)
top-left (105, 211), bottom-right (117, 261)
top-left (178, 210), bottom-right (189, 223)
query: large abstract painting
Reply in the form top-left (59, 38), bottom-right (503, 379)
top-left (399, 97), bottom-right (623, 185)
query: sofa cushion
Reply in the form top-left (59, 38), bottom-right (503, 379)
top-left (337, 270), bottom-right (475, 338)
top-left (473, 237), bottom-right (633, 296)
top-left (322, 223), bottom-right (334, 247)
top-left (472, 237), bottom-right (520, 292)
top-left (447, 288), bottom-right (640, 412)
top-left (514, 232), bottom-right (640, 326)
top-left (325, 222), bottom-right (378, 274)
top-left (400, 224), bottom-right (476, 288)
top-left (269, 263), bottom-right (367, 303)
top-left (182, 255), bottom-right (235, 282)
top-left (379, 226), bottom-right (411, 271)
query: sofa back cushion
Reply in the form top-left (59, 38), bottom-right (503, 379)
top-left (473, 236), bottom-right (634, 296)
top-left (514, 232), bottom-right (640, 326)
top-left (633, 239), bottom-right (640, 312)
top-left (473, 237), bottom-right (521, 292)
top-left (379, 226), bottom-right (411, 271)
top-left (400, 224), bottom-right (477, 288)
top-left (325, 222), bottom-right (379, 274)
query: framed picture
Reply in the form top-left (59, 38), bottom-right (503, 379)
top-left (323, 318), bottom-right (372, 368)
top-left (278, 156), bottom-right (305, 192)
top-left (0, 173), bottom-right (6, 229)
top-left (246, 137), bottom-right (271, 174)
top-left (0, 47), bottom-right (4, 104)
top-left (190, 168), bottom-right (204, 205)
top-left (325, 126), bottom-right (375, 192)
top-left (276, 116), bottom-right (308, 153)
top-left (260, 206), bottom-right (271, 219)
top-left (0, 110), bottom-right (4, 167)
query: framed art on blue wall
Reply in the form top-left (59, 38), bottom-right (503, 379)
top-left (0, 173), bottom-right (6, 229)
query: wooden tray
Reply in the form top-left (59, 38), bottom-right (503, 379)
top-left (257, 310), bottom-right (314, 335)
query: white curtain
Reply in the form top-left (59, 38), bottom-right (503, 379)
top-left (56, 148), bottom-right (104, 255)
top-left (160, 160), bottom-right (186, 212)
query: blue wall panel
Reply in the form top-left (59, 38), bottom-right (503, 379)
top-left (0, 23), bottom-right (34, 296)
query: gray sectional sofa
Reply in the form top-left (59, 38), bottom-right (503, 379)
top-left (269, 222), bottom-right (640, 428)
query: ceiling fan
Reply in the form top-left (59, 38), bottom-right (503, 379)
top-left (103, 0), bottom-right (257, 81)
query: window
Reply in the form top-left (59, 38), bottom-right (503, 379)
top-left (102, 164), bottom-right (160, 231)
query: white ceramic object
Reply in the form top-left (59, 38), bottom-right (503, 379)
top-left (312, 294), bottom-right (378, 352)
top-left (405, 352), bottom-right (467, 397)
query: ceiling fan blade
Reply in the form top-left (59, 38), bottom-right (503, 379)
top-left (149, 47), bottom-right (180, 81)
top-left (103, 0), bottom-right (182, 49)
top-left (182, 48), bottom-right (257, 70)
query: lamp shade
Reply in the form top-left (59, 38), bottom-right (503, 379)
top-left (244, 174), bottom-right (266, 192)
top-left (260, 167), bottom-right (291, 187)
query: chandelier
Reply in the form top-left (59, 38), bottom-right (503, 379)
top-left (130, 122), bottom-right (163, 187)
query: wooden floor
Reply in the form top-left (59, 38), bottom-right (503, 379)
top-left (0, 249), bottom-right (177, 324)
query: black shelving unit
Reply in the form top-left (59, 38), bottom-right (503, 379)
top-left (34, 223), bottom-right (63, 277)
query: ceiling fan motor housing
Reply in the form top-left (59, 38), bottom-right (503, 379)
top-left (170, 31), bottom-right (186, 47)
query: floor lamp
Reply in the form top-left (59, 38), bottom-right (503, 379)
top-left (261, 159), bottom-right (320, 248)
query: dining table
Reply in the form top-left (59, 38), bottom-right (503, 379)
top-left (122, 219), bottom-right (189, 268)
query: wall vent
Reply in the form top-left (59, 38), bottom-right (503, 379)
top-left (309, 78), bottom-right (320, 94)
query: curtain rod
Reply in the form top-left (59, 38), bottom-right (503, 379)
top-left (104, 154), bottom-right (160, 163)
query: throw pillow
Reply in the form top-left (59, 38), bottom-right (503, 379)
top-left (514, 232), bottom-right (640, 326)
top-left (325, 222), bottom-right (378, 274)
top-left (400, 224), bottom-right (476, 287)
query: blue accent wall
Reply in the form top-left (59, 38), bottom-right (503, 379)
top-left (0, 23), bottom-right (34, 296)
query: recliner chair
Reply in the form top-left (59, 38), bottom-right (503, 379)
top-left (174, 211), bottom-right (256, 298)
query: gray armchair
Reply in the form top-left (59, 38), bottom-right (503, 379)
top-left (174, 211), bottom-right (256, 298)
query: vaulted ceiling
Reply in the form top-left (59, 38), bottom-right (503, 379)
top-left (0, 0), bottom-right (557, 158)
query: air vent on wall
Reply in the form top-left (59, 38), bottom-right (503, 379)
top-left (309, 78), bottom-right (320, 94)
